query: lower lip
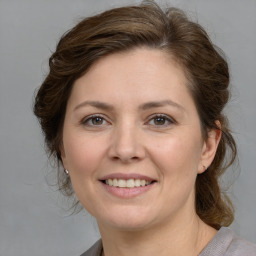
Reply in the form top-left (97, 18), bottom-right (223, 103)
top-left (100, 182), bottom-right (155, 198)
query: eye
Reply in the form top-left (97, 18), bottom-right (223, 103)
top-left (147, 114), bottom-right (175, 127)
top-left (81, 115), bottom-right (109, 126)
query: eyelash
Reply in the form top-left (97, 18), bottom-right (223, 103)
top-left (80, 114), bottom-right (176, 128)
top-left (81, 114), bottom-right (109, 126)
top-left (146, 114), bottom-right (176, 127)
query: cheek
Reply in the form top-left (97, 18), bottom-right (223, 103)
top-left (63, 134), bottom-right (107, 209)
top-left (149, 131), bottom-right (203, 177)
top-left (63, 133), bottom-right (104, 175)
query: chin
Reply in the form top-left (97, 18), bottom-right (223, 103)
top-left (102, 218), bottom-right (154, 232)
top-left (96, 206), bottom-right (157, 231)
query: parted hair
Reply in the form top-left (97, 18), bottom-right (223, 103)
top-left (34, 0), bottom-right (236, 229)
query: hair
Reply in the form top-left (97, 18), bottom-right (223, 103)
top-left (34, 0), bottom-right (237, 229)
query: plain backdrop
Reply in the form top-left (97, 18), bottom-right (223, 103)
top-left (0, 0), bottom-right (255, 255)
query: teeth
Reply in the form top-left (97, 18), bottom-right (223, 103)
top-left (118, 179), bottom-right (126, 188)
top-left (108, 179), bottom-right (113, 186)
top-left (113, 178), bottom-right (118, 187)
top-left (127, 179), bottom-right (135, 188)
top-left (134, 179), bottom-right (141, 187)
top-left (105, 178), bottom-right (152, 188)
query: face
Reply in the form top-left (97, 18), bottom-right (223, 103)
top-left (61, 48), bottom-right (218, 232)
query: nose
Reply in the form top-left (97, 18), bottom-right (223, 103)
top-left (108, 122), bottom-right (146, 163)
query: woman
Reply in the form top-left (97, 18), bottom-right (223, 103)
top-left (34, 1), bottom-right (256, 255)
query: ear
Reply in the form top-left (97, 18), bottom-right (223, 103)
top-left (198, 121), bottom-right (222, 174)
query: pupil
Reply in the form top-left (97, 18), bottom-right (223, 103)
top-left (93, 117), bottom-right (103, 125)
top-left (155, 117), bottom-right (165, 125)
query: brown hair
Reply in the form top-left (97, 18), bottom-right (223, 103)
top-left (34, 1), bottom-right (236, 229)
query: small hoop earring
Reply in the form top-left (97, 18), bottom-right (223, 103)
top-left (64, 169), bottom-right (69, 175)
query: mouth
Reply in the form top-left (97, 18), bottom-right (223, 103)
top-left (101, 178), bottom-right (156, 188)
top-left (99, 174), bottom-right (157, 198)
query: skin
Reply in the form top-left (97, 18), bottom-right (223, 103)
top-left (61, 48), bottom-right (221, 256)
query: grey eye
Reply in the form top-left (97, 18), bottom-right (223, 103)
top-left (91, 117), bottom-right (104, 125)
top-left (147, 114), bottom-right (175, 127)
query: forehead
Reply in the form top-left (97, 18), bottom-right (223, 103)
top-left (87, 48), bottom-right (186, 83)
top-left (68, 48), bottom-right (194, 111)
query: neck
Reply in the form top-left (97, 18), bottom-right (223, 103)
top-left (98, 213), bottom-right (217, 256)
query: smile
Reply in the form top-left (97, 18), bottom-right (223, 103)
top-left (103, 178), bottom-right (154, 188)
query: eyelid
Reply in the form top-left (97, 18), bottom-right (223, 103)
top-left (80, 114), bottom-right (110, 126)
top-left (146, 113), bottom-right (176, 126)
top-left (80, 113), bottom-right (176, 127)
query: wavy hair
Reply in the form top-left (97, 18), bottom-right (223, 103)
top-left (34, 1), bottom-right (236, 228)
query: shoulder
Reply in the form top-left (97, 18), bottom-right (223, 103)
top-left (80, 240), bottom-right (102, 256)
top-left (200, 227), bottom-right (256, 256)
top-left (227, 231), bottom-right (256, 256)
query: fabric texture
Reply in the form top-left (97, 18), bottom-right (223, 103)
top-left (80, 239), bottom-right (102, 256)
top-left (80, 227), bottom-right (256, 256)
top-left (199, 227), bottom-right (256, 256)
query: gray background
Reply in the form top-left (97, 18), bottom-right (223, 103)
top-left (0, 0), bottom-right (255, 255)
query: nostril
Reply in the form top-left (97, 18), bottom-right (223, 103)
top-left (111, 155), bottom-right (140, 163)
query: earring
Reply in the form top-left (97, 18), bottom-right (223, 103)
top-left (64, 169), bottom-right (69, 175)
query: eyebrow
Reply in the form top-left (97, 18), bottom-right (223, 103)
top-left (74, 101), bottom-right (114, 111)
top-left (139, 100), bottom-right (185, 111)
top-left (74, 99), bottom-right (185, 112)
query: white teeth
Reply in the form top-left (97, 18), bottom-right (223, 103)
top-left (134, 179), bottom-right (141, 187)
top-left (118, 179), bottom-right (126, 188)
top-left (113, 178), bottom-right (118, 187)
top-left (105, 178), bottom-right (152, 188)
top-left (127, 179), bottom-right (135, 188)
top-left (108, 179), bottom-right (113, 186)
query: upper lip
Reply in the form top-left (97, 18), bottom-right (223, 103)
top-left (100, 173), bottom-right (156, 181)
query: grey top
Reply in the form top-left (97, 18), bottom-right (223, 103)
top-left (80, 227), bottom-right (256, 256)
